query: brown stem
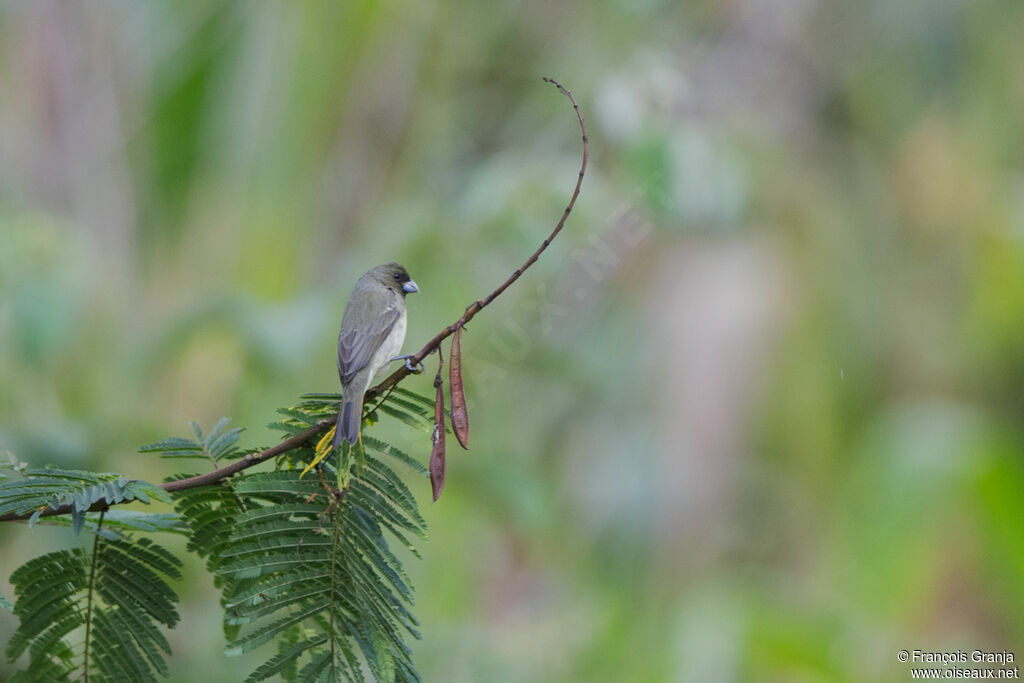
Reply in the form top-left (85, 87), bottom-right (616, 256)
top-left (0, 419), bottom-right (333, 522)
top-left (0, 76), bottom-right (587, 524)
top-left (366, 76), bottom-right (587, 400)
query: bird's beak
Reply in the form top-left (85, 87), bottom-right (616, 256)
top-left (403, 280), bottom-right (419, 294)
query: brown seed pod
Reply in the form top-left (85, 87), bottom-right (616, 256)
top-left (449, 325), bottom-right (469, 450)
top-left (429, 354), bottom-right (446, 502)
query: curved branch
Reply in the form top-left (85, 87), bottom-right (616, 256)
top-left (366, 76), bottom-right (588, 399)
top-left (0, 76), bottom-right (587, 524)
top-left (0, 420), bottom-right (333, 522)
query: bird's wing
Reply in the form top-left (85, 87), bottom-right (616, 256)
top-left (337, 287), bottom-right (401, 386)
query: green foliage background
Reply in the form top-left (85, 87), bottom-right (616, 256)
top-left (2, 1), bottom-right (1023, 681)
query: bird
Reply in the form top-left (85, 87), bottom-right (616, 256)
top-left (333, 262), bottom-right (419, 447)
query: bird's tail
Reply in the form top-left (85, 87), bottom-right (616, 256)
top-left (333, 396), bottom-right (362, 448)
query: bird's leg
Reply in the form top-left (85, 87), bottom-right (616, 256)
top-left (391, 354), bottom-right (424, 373)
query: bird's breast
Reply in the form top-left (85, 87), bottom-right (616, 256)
top-left (370, 307), bottom-right (407, 379)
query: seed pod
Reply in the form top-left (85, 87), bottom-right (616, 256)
top-left (429, 357), bottom-right (446, 501)
top-left (449, 325), bottom-right (469, 450)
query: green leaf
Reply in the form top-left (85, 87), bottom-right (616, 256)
top-left (392, 388), bottom-right (436, 409)
top-left (245, 634), bottom-right (329, 682)
top-left (364, 436), bottom-right (428, 475)
top-left (226, 604), bottom-right (325, 656)
top-left (266, 421), bottom-right (308, 436)
top-left (100, 510), bottom-right (188, 534)
top-left (275, 407), bottom-right (319, 427)
top-left (375, 404), bottom-right (433, 432)
top-left (226, 568), bottom-right (333, 610)
top-left (382, 393), bottom-right (434, 420)
top-left (5, 529), bottom-right (181, 681)
top-left (1, 397), bottom-right (429, 680)
top-left (141, 418), bottom-right (243, 461)
top-left (139, 436), bottom-right (206, 459)
top-left (126, 479), bottom-right (173, 505)
top-left (42, 510), bottom-right (186, 540)
top-left (0, 467), bottom-right (168, 534)
top-left (209, 417), bottom-right (426, 680)
top-left (233, 471), bottom-right (321, 498)
top-left (371, 628), bottom-right (397, 683)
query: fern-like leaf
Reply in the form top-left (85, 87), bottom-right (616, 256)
top-left (44, 510), bottom-right (188, 540)
top-left (0, 468), bottom-right (169, 534)
top-left (4, 397), bottom-right (432, 681)
top-left (363, 437), bottom-right (428, 477)
top-left (5, 520), bottom-right (182, 681)
top-left (140, 418), bottom-right (244, 462)
top-left (218, 455), bottom-right (425, 681)
top-left (170, 474), bottom-right (251, 640)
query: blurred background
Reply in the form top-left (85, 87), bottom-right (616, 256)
top-left (2, 1), bottom-right (1023, 681)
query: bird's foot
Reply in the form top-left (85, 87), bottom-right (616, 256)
top-left (392, 354), bottom-right (424, 373)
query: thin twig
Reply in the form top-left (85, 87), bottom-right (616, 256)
top-left (0, 419), bottom-right (333, 522)
top-left (366, 76), bottom-right (587, 399)
top-left (0, 76), bottom-right (587, 524)
top-left (359, 381), bottom-right (398, 426)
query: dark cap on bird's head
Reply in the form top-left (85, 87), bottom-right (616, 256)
top-left (364, 262), bottom-right (419, 296)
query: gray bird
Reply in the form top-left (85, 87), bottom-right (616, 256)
top-left (334, 262), bottom-right (419, 447)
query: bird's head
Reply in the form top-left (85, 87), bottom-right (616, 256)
top-left (370, 262), bottom-right (419, 296)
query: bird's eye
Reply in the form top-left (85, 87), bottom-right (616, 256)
top-left (393, 273), bottom-right (401, 281)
